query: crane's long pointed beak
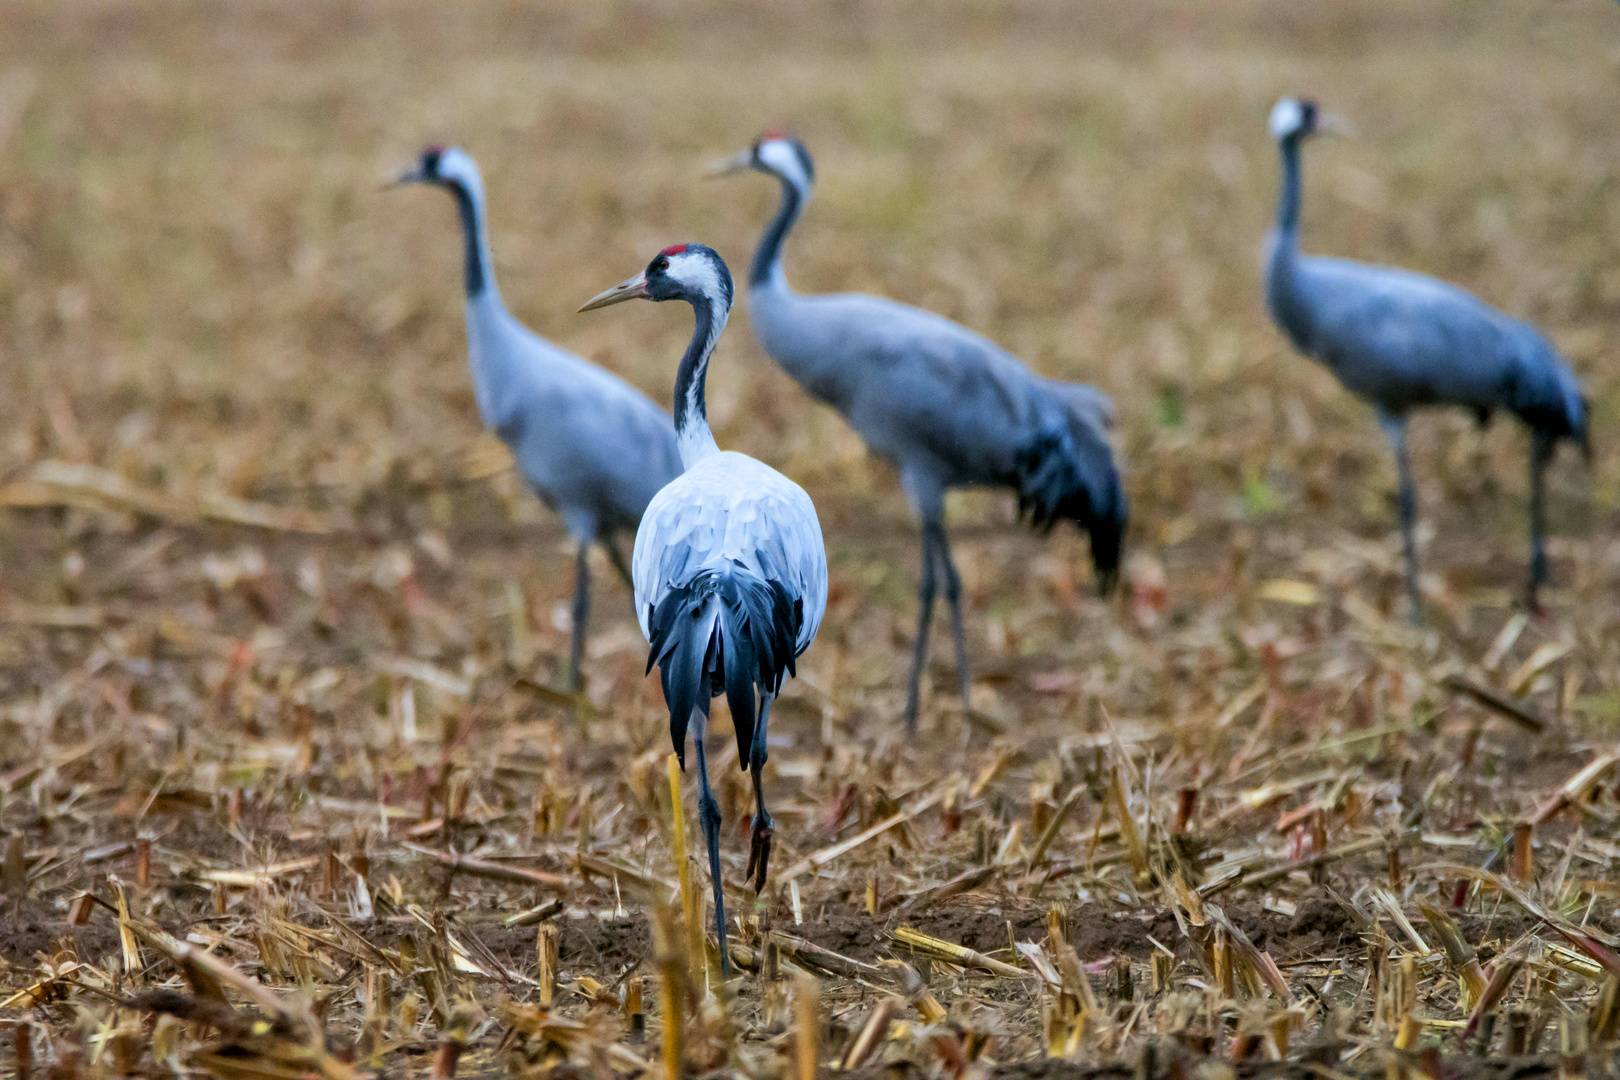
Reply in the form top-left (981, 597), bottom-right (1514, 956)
top-left (579, 271), bottom-right (651, 312)
top-left (385, 164), bottom-right (429, 190)
top-left (1317, 111), bottom-right (1356, 138)
top-left (703, 149), bottom-right (753, 179)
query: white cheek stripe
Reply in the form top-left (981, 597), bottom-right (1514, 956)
top-left (1269, 99), bottom-right (1304, 139)
top-left (759, 140), bottom-right (809, 190)
top-left (667, 253), bottom-right (725, 302)
top-left (439, 149), bottom-right (480, 188)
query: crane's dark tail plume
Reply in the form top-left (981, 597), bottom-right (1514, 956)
top-left (1506, 333), bottom-right (1590, 461)
top-left (646, 561), bottom-right (802, 767)
top-left (1014, 422), bottom-right (1128, 594)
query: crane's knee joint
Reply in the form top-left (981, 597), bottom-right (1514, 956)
top-left (698, 793), bottom-right (722, 835)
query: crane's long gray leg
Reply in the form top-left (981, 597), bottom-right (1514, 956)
top-left (1527, 431), bottom-right (1555, 614)
top-left (601, 533), bottom-right (634, 591)
top-left (903, 523), bottom-right (940, 734)
top-left (745, 691), bottom-right (774, 894)
top-left (691, 702), bottom-right (731, 979)
top-left (568, 543), bottom-right (590, 691)
top-left (1377, 412), bottom-right (1423, 627)
top-left (930, 521), bottom-right (973, 713)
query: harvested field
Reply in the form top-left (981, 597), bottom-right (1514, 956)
top-left (3, 2), bottom-right (1620, 1078)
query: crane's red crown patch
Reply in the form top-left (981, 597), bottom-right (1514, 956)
top-left (658, 244), bottom-right (689, 257)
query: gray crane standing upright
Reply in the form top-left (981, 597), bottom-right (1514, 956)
top-left (395, 147), bottom-right (683, 688)
top-left (581, 243), bottom-right (827, 975)
top-left (1264, 99), bottom-right (1587, 621)
top-left (713, 134), bottom-right (1126, 731)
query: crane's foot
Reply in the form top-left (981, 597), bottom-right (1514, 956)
top-left (1526, 589), bottom-right (1549, 622)
top-left (1527, 554), bottom-right (1550, 621)
top-left (744, 810), bottom-right (774, 895)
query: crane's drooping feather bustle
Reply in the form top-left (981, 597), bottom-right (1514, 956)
top-left (645, 562), bottom-right (803, 769)
top-left (1013, 420), bottom-right (1127, 585)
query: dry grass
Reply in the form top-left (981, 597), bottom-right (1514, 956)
top-left (3, 1), bottom-right (1620, 1077)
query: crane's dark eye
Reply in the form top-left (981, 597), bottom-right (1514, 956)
top-left (654, 257), bottom-right (669, 271)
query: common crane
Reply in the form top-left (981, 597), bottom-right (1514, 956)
top-left (395, 147), bottom-right (682, 688)
top-left (581, 243), bottom-right (826, 976)
top-left (1264, 100), bottom-right (1587, 621)
top-left (713, 134), bottom-right (1125, 730)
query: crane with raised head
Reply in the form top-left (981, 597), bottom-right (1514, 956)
top-left (712, 134), bottom-right (1125, 731)
top-left (395, 146), bottom-right (682, 689)
top-left (1263, 99), bottom-right (1587, 621)
top-left (580, 243), bottom-right (826, 977)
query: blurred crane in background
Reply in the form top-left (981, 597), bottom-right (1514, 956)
top-left (395, 146), bottom-right (682, 689)
top-left (1264, 99), bottom-right (1587, 622)
top-left (581, 243), bottom-right (826, 975)
top-left (713, 134), bottom-right (1126, 732)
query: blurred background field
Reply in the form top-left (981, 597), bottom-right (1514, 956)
top-left (3, 2), bottom-right (1620, 1076)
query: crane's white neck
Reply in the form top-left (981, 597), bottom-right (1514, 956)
top-left (673, 294), bottom-right (728, 465)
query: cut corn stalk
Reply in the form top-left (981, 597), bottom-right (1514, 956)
top-left (890, 924), bottom-right (1029, 979)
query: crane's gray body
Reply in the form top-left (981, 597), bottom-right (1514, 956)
top-left (1262, 98), bottom-right (1585, 619)
top-left (465, 288), bottom-right (682, 543)
top-left (749, 286), bottom-right (1115, 518)
top-left (1266, 244), bottom-right (1585, 439)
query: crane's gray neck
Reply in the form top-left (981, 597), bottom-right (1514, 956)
top-left (448, 170), bottom-right (522, 435)
top-left (1264, 134), bottom-right (1311, 351)
top-left (1275, 135), bottom-right (1303, 239)
top-left (673, 295), bottom-right (728, 464)
top-left (749, 175), bottom-right (807, 291)
top-left (446, 177), bottom-right (499, 301)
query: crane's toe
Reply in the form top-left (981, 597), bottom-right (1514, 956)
top-left (745, 810), bottom-right (774, 894)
